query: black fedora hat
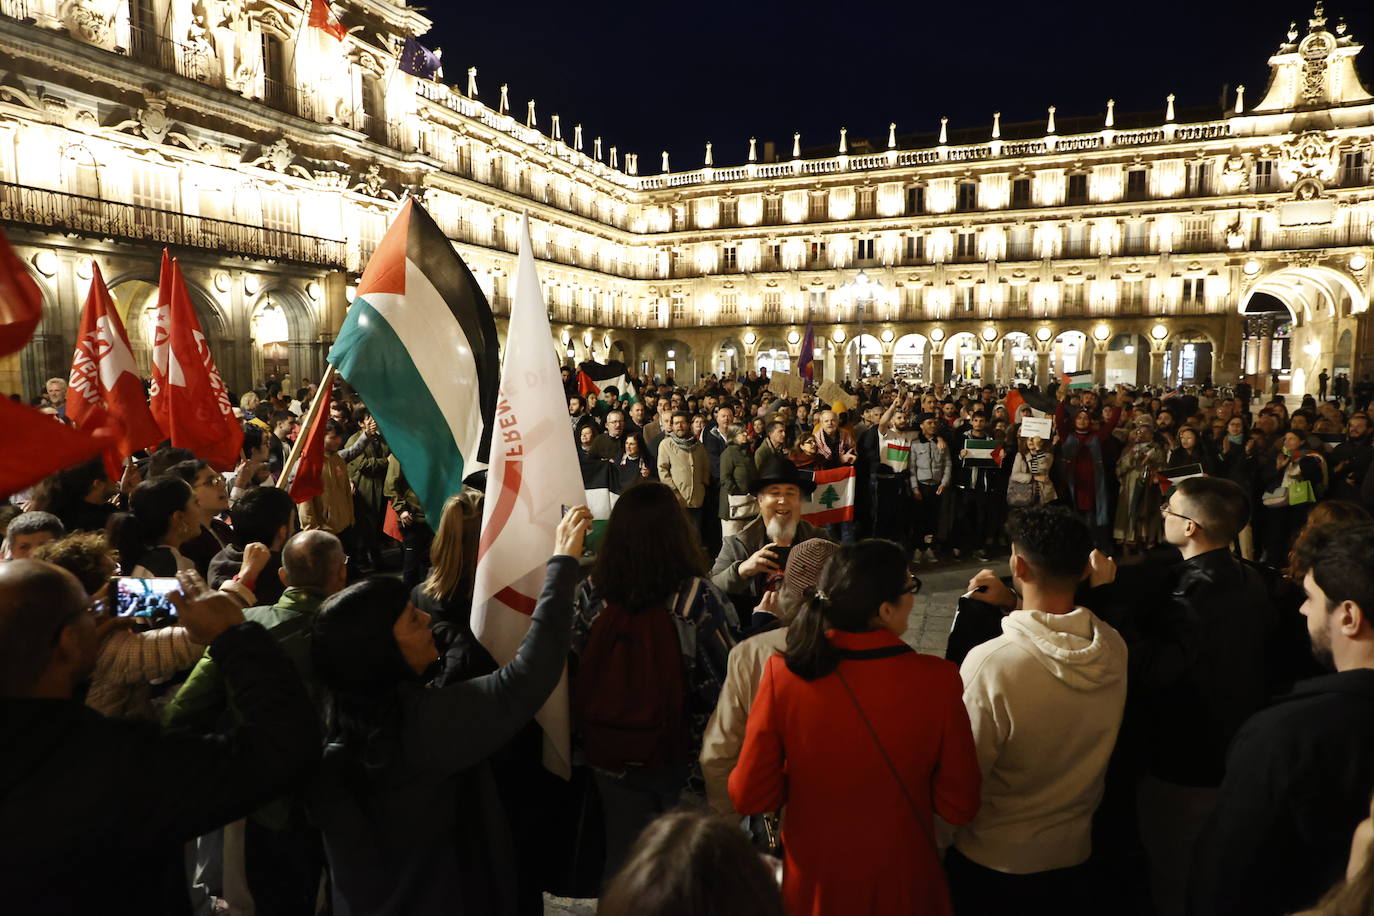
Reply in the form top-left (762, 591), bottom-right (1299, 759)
top-left (749, 466), bottom-right (817, 497)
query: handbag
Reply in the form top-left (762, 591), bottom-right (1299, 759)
top-left (1288, 478), bottom-right (1315, 506)
top-left (728, 493), bottom-right (759, 520)
top-left (834, 651), bottom-right (938, 852)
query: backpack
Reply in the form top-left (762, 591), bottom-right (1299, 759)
top-left (574, 601), bottom-right (689, 769)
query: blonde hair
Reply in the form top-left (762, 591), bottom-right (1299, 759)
top-left (421, 492), bottom-right (476, 601)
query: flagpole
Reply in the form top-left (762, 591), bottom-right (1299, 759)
top-left (278, 362), bottom-right (337, 487)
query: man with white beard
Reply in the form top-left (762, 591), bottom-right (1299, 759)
top-left (711, 468), bottom-right (830, 630)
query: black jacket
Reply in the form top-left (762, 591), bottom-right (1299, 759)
top-left (1124, 548), bottom-right (1277, 786)
top-left (0, 623), bottom-right (319, 915)
top-left (310, 559), bottom-right (578, 916)
top-left (209, 543), bottom-right (286, 607)
top-left (1189, 669), bottom-right (1374, 916)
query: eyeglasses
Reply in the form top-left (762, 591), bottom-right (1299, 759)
top-left (1159, 503), bottom-right (1202, 527)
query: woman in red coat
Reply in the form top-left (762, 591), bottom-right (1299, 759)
top-left (729, 540), bottom-right (981, 916)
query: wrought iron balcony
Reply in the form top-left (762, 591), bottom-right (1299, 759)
top-left (0, 182), bottom-right (346, 268)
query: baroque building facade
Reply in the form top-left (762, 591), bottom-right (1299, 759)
top-left (1, 0), bottom-right (1371, 399)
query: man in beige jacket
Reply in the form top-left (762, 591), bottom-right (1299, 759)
top-left (657, 411), bottom-right (710, 526)
top-left (700, 537), bottom-right (840, 815)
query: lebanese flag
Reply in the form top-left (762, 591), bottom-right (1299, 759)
top-left (283, 375), bottom-right (333, 503)
top-left (473, 215), bottom-right (584, 778)
top-left (309, 0), bottom-right (348, 40)
top-left (802, 466), bottom-right (856, 525)
top-left (0, 229), bottom-right (40, 355)
top-left (148, 251), bottom-right (243, 470)
top-left (66, 264), bottom-right (164, 479)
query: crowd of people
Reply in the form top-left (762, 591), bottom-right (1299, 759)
top-left (3, 364), bottom-right (1374, 916)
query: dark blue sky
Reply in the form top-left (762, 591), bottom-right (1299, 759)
top-left (427, 0), bottom-right (1372, 170)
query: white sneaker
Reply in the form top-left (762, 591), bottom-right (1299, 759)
top-left (923, 548), bottom-right (937, 564)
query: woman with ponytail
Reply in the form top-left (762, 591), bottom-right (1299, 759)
top-left (729, 539), bottom-right (981, 916)
top-left (105, 477), bottom-right (204, 578)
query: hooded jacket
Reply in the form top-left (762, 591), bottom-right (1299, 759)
top-left (956, 607), bottom-right (1128, 874)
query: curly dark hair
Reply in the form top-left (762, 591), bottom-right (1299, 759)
top-left (33, 532), bottom-right (118, 595)
top-left (1004, 505), bottom-right (1094, 583)
top-left (590, 482), bottom-right (708, 612)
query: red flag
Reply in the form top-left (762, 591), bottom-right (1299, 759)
top-left (382, 500), bottom-right (403, 542)
top-left (0, 398), bottom-right (109, 497)
top-left (284, 380), bottom-right (333, 504)
top-left (309, 0), bottom-right (348, 40)
top-left (66, 264), bottom-right (164, 479)
top-left (576, 370), bottom-right (599, 398)
top-left (0, 229), bottom-right (42, 357)
top-left (148, 251), bottom-right (243, 471)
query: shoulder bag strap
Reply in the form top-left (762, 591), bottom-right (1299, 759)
top-left (834, 666), bottom-right (939, 851)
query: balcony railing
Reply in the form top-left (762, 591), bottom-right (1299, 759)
top-left (0, 182), bottom-right (345, 267)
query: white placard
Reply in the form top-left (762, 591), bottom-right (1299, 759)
top-left (1019, 416), bottom-right (1054, 440)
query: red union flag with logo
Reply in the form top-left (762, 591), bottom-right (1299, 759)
top-left (148, 250), bottom-right (243, 470)
top-left (67, 263), bottom-right (164, 479)
top-left (472, 215), bottom-right (583, 778)
top-left (802, 466), bottom-right (856, 526)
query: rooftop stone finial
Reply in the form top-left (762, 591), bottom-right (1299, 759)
top-left (594, 136), bottom-right (602, 160)
top-left (551, 114), bottom-right (562, 141)
top-left (1235, 85), bottom-right (1246, 113)
top-left (939, 117), bottom-right (948, 144)
top-left (1310, 1), bottom-right (1326, 31)
top-left (1165, 93), bottom-right (1176, 122)
top-left (705, 141), bottom-right (713, 166)
top-left (498, 84), bottom-right (509, 115)
top-left (992, 112), bottom-right (1001, 139)
top-left (887, 122), bottom-right (896, 149)
top-left (749, 137), bottom-right (758, 162)
top-left (526, 99), bottom-right (536, 128)
top-left (467, 67), bottom-right (477, 98)
top-left (839, 127), bottom-right (847, 154)
top-left (1046, 105), bottom-right (1056, 134)
top-left (792, 132), bottom-right (801, 158)
top-left (1288, 20), bottom-right (1299, 42)
top-left (661, 150), bottom-right (669, 173)
top-left (574, 124), bottom-right (583, 150)
top-left (610, 145), bottom-right (618, 168)
top-left (1105, 99), bottom-right (1115, 127)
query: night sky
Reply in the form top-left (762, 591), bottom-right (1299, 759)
top-left (424, 0), bottom-right (1373, 171)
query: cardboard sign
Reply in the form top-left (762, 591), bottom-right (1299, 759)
top-left (769, 371), bottom-right (805, 398)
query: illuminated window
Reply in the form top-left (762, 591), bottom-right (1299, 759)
top-left (1126, 168), bottom-right (1148, 200)
top-left (855, 238), bottom-right (876, 262)
top-left (1011, 177), bottom-right (1031, 208)
top-left (764, 196), bottom-right (782, 224)
top-left (720, 198), bottom-right (738, 226)
top-left (905, 185), bottom-right (925, 215)
top-left (956, 181), bottom-right (977, 212)
top-left (1254, 159), bottom-right (1276, 192)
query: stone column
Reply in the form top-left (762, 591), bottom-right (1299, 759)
top-left (1036, 350), bottom-right (1051, 388)
top-left (1149, 347), bottom-right (1166, 387)
top-left (1255, 333), bottom-right (1274, 395)
top-left (1093, 344), bottom-right (1108, 385)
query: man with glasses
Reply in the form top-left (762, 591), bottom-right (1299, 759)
top-left (1130, 476), bottom-right (1275, 916)
top-left (0, 561), bottom-right (318, 914)
top-left (166, 530), bottom-right (348, 913)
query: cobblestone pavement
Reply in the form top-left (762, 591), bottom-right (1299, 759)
top-left (538, 555), bottom-right (992, 914)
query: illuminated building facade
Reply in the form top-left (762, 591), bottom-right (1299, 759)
top-left (2, 0), bottom-right (1370, 398)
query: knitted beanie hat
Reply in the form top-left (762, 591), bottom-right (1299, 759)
top-left (779, 538), bottom-right (841, 609)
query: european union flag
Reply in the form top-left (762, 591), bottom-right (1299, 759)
top-left (399, 36), bottom-right (442, 80)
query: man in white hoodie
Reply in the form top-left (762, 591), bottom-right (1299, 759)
top-left (947, 505), bottom-right (1128, 914)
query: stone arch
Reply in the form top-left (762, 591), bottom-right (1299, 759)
top-left (1241, 265), bottom-right (1365, 326)
top-left (247, 286), bottom-right (317, 389)
top-left (711, 336), bottom-right (746, 377)
top-left (943, 332), bottom-right (982, 384)
top-left (16, 265), bottom-right (62, 400)
top-left (1164, 327), bottom-right (1215, 387)
top-left (1049, 329), bottom-right (1088, 376)
top-left (892, 333), bottom-right (929, 379)
top-left (1105, 332), bottom-right (1149, 387)
top-left (753, 336), bottom-right (791, 377)
top-left (1335, 328), bottom-right (1354, 376)
top-left (999, 331), bottom-right (1037, 385)
top-left (843, 333), bottom-right (882, 378)
top-left (609, 337), bottom-right (632, 365)
top-left (640, 338), bottom-right (693, 383)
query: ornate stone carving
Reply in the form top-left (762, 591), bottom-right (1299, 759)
top-left (1279, 130), bottom-right (1338, 186)
top-left (137, 97), bottom-right (170, 143)
top-left (63, 0), bottom-right (115, 48)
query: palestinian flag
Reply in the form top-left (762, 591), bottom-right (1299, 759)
top-left (328, 198), bottom-right (500, 522)
top-left (1060, 370), bottom-right (1094, 391)
top-left (580, 459), bottom-right (621, 553)
top-left (576, 359), bottom-right (628, 400)
top-left (1157, 463), bottom-right (1205, 496)
top-left (1005, 387), bottom-right (1056, 421)
top-left (802, 466), bottom-right (855, 525)
top-left (962, 438), bottom-right (1003, 468)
